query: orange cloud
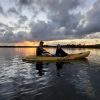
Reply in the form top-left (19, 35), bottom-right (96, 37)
top-left (16, 41), bottom-right (38, 46)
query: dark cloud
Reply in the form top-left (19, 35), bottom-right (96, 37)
top-left (0, 29), bottom-right (5, 33)
top-left (7, 8), bottom-right (19, 16)
top-left (0, 22), bottom-right (14, 33)
top-left (15, 31), bottom-right (30, 42)
top-left (75, 0), bottom-right (100, 37)
top-left (7, 7), bottom-right (28, 31)
top-left (18, 0), bottom-right (33, 5)
top-left (18, 15), bottom-right (27, 24)
top-left (0, 22), bottom-right (29, 42)
top-left (30, 20), bottom-right (79, 41)
top-left (86, 1), bottom-right (100, 33)
top-left (0, 23), bottom-right (10, 33)
top-left (0, 23), bottom-right (8, 27)
top-left (0, 32), bottom-right (15, 43)
top-left (0, 31), bottom-right (29, 43)
top-left (30, 21), bottom-right (55, 40)
top-left (0, 5), bottom-right (5, 15)
top-left (28, 0), bottom-right (83, 40)
top-left (7, 7), bottom-right (27, 23)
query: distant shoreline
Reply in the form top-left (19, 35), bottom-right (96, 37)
top-left (0, 46), bottom-right (37, 48)
top-left (0, 44), bottom-right (100, 48)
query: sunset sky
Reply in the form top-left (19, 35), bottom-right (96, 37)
top-left (0, 0), bottom-right (100, 45)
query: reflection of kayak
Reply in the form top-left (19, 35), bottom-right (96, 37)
top-left (22, 51), bottom-right (90, 62)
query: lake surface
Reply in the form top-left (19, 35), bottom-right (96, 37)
top-left (0, 48), bottom-right (100, 100)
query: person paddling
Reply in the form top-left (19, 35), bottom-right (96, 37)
top-left (36, 41), bottom-right (50, 56)
top-left (55, 44), bottom-right (68, 57)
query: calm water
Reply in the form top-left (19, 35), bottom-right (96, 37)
top-left (0, 48), bottom-right (100, 100)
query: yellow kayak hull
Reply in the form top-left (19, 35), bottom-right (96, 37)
top-left (22, 51), bottom-right (90, 62)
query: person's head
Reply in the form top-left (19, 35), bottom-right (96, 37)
top-left (39, 41), bottom-right (44, 46)
top-left (57, 44), bottom-right (61, 49)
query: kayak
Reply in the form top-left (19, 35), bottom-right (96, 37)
top-left (22, 51), bottom-right (90, 63)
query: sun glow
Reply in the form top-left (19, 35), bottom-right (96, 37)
top-left (16, 41), bottom-right (38, 46)
top-left (15, 41), bottom-right (38, 56)
top-left (15, 48), bottom-right (36, 56)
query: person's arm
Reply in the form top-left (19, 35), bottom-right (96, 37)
top-left (61, 49), bottom-right (65, 53)
top-left (42, 48), bottom-right (48, 53)
top-left (60, 49), bottom-right (68, 56)
top-left (41, 48), bottom-right (50, 54)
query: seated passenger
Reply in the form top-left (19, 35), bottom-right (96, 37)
top-left (55, 44), bottom-right (68, 57)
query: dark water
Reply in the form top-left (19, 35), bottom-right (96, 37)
top-left (0, 48), bottom-right (100, 100)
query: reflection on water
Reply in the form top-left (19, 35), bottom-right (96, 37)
top-left (0, 48), bottom-right (100, 100)
top-left (70, 59), bottom-right (95, 97)
top-left (15, 48), bottom-right (36, 56)
top-left (36, 62), bottom-right (44, 76)
top-left (56, 62), bottom-right (64, 76)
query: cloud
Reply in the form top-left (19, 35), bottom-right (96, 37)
top-left (6, 7), bottom-right (28, 34)
top-left (7, 8), bottom-right (19, 16)
top-left (28, 0), bottom-right (83, 40)
top-left (2, 32), bottom-right (15, 42)
top-left (0, 0), bottom-right (100, 43)
top-left (15, 31), bottom-right (30, 42)
top-left (18, 15), bottom-right (27, 24)
top-left (18, 0), bottom-right (33, 5)
top-left (0, 24), bottom-right (29, 43)
top-left (85, 32), bottom-right (100, 38)
top-left (7, 7), bottom-right (28, 23)
top-left (0, 23), bottom-right (13, 33)
top-left (0, 30), bottom-right (29, 43)
top-left (0, 5), bottom-right (5, 15)
top-left (75, 0), bottom-right (100, 37)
